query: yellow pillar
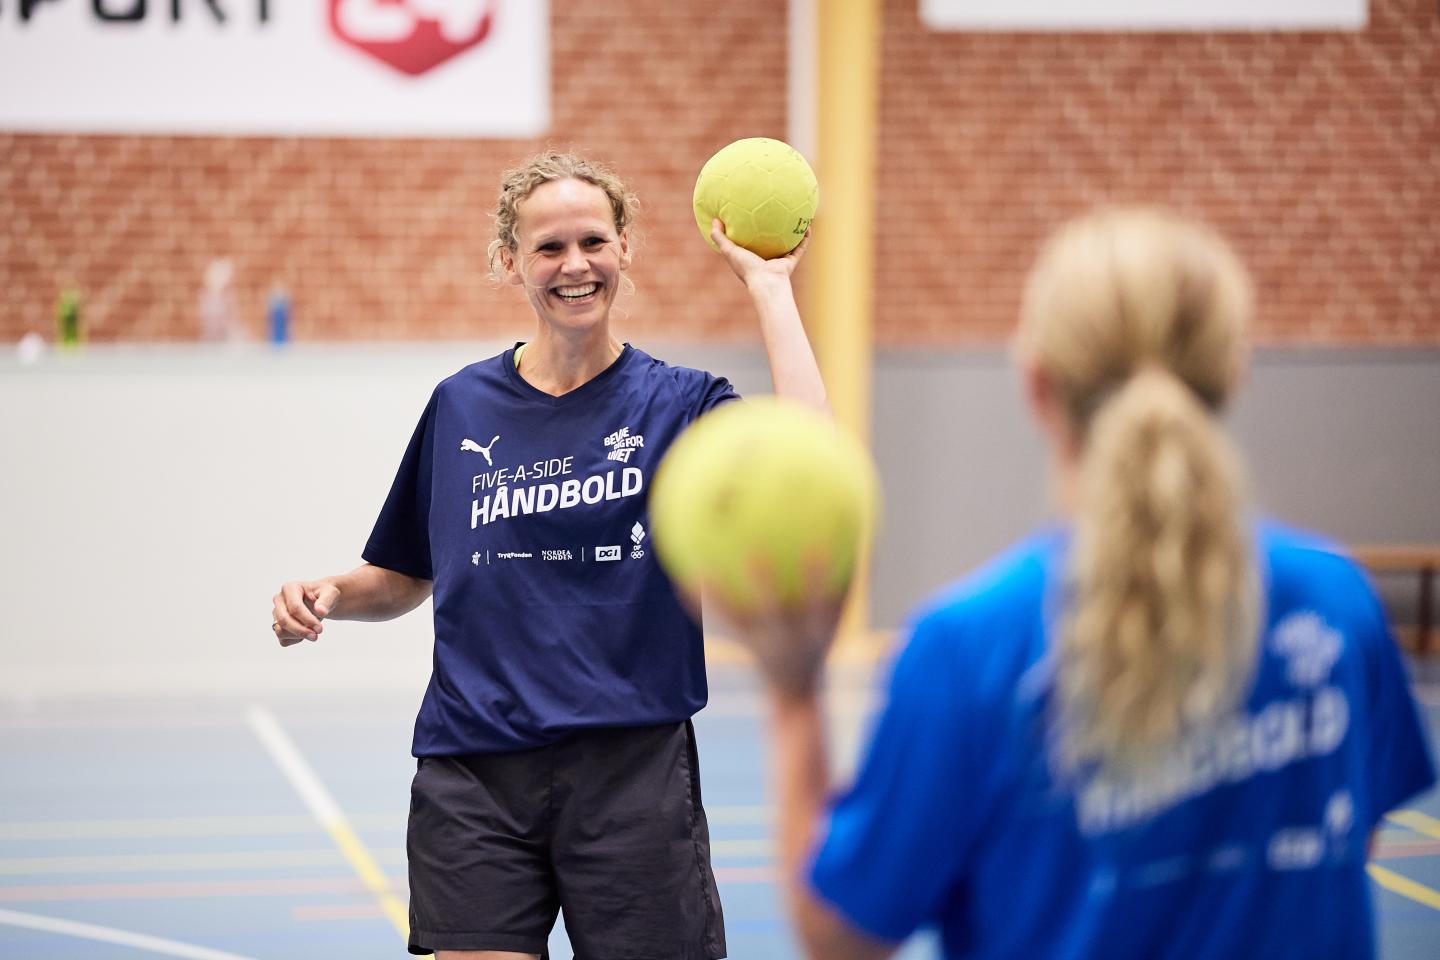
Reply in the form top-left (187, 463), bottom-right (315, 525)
top-left (809, 0), bottom-right (881, 656)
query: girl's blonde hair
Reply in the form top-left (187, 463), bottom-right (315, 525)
top-left (485, 151), bottom-right (640, 282)
top-left (1016, 208), bottom-right (1260, 775)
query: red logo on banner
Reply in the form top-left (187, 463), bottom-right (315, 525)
top-left (329, 0), bottom-right (496, 77)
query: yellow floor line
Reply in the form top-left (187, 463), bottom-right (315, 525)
top-left (328, 822), bottom-right (409, 936)
top-left (1368, 863), bottom-right (1440, 912)
top-left (1387, 809), bottom-right (1440, 842)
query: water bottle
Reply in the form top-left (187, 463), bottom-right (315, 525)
top-left (56, 289), bottom-right (82, 348)
top-left (268, 287), bottom-right (291, 345)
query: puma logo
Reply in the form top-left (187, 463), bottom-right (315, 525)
top-left (461, 435), bottom-right (500, 466)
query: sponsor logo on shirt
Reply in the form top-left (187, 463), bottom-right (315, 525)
top-left (630, 521), bottom-right (647, 559)
top-left (1271, 611), bottom-right (1341, 689)
top-left (460, 435), bottom-right (500, 466)
top-left (596, 545), bottom-right (622, 562)
top-left (1267, 828), bottom-right (1323, 870)
top-left (604, 425), bottom-right (645, 463)
top-left (1325, 790), bottom-right (1354, 838)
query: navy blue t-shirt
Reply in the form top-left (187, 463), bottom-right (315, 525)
top-left (810, 521), bottom-right (1436, 959)
top-left (364, 344), bottom-right (738, 755)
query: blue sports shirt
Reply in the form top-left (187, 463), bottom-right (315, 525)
top-left (810, 522), bottom-right (1436, 959)
top-left (364, 344), bottom-right (738, 755)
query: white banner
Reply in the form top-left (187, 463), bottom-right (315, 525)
top-left (0, 0), bottom-right (549, 137)
top-left (921, 0), bottom-right (1368, 31)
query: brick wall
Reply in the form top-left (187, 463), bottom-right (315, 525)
top-left (1, 0), bottom-right (1435, 346)
top-left (880, 0), bottom-right (1440, 344)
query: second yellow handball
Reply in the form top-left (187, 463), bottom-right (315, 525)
top-left (650, 398), bottom-right (878, 613)
top-left (692, 137), bottom-right (818, 259)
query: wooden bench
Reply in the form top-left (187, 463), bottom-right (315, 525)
top-left (1350, 545), bottom-right (1440, 654)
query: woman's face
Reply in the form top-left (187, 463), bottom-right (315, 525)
top-left (502, 177), bottom-right (631, 335)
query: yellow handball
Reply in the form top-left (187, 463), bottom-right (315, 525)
top-left (693, 137), bottom-right (818, 259)
top-left (650, 398), bottom-right (879, 612)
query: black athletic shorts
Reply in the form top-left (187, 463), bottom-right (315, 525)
top-left (406, 720), bottom-right (726, 959)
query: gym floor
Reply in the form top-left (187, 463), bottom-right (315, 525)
top-left (1, 659), bottom-right (1436, 960)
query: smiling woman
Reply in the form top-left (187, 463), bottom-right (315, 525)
top-left (269, 149), bottom-right (828, 960)
top-left (495, 174), bottom-right (634, 357)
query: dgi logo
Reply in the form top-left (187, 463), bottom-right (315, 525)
top-left (331, 0), bottom-right (496, 77)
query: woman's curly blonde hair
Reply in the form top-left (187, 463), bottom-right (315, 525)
top-left (486, 152), bottom-right (640, 282)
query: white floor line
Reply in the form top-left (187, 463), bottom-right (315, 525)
top-left (0, 907), bottom-right (258, 960)
top-left (244, 705), bottom-right (344, 826)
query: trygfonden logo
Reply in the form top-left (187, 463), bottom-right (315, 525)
top-left (330, 0), bottom-right (497, 77)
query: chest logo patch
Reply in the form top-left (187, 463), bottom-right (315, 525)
top-left (1270, 611), bottom-right (1341, 689)
top-left (461, 435), bottom-right (500, 466)
top-left (604, 426), bottom-right (645, 463)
